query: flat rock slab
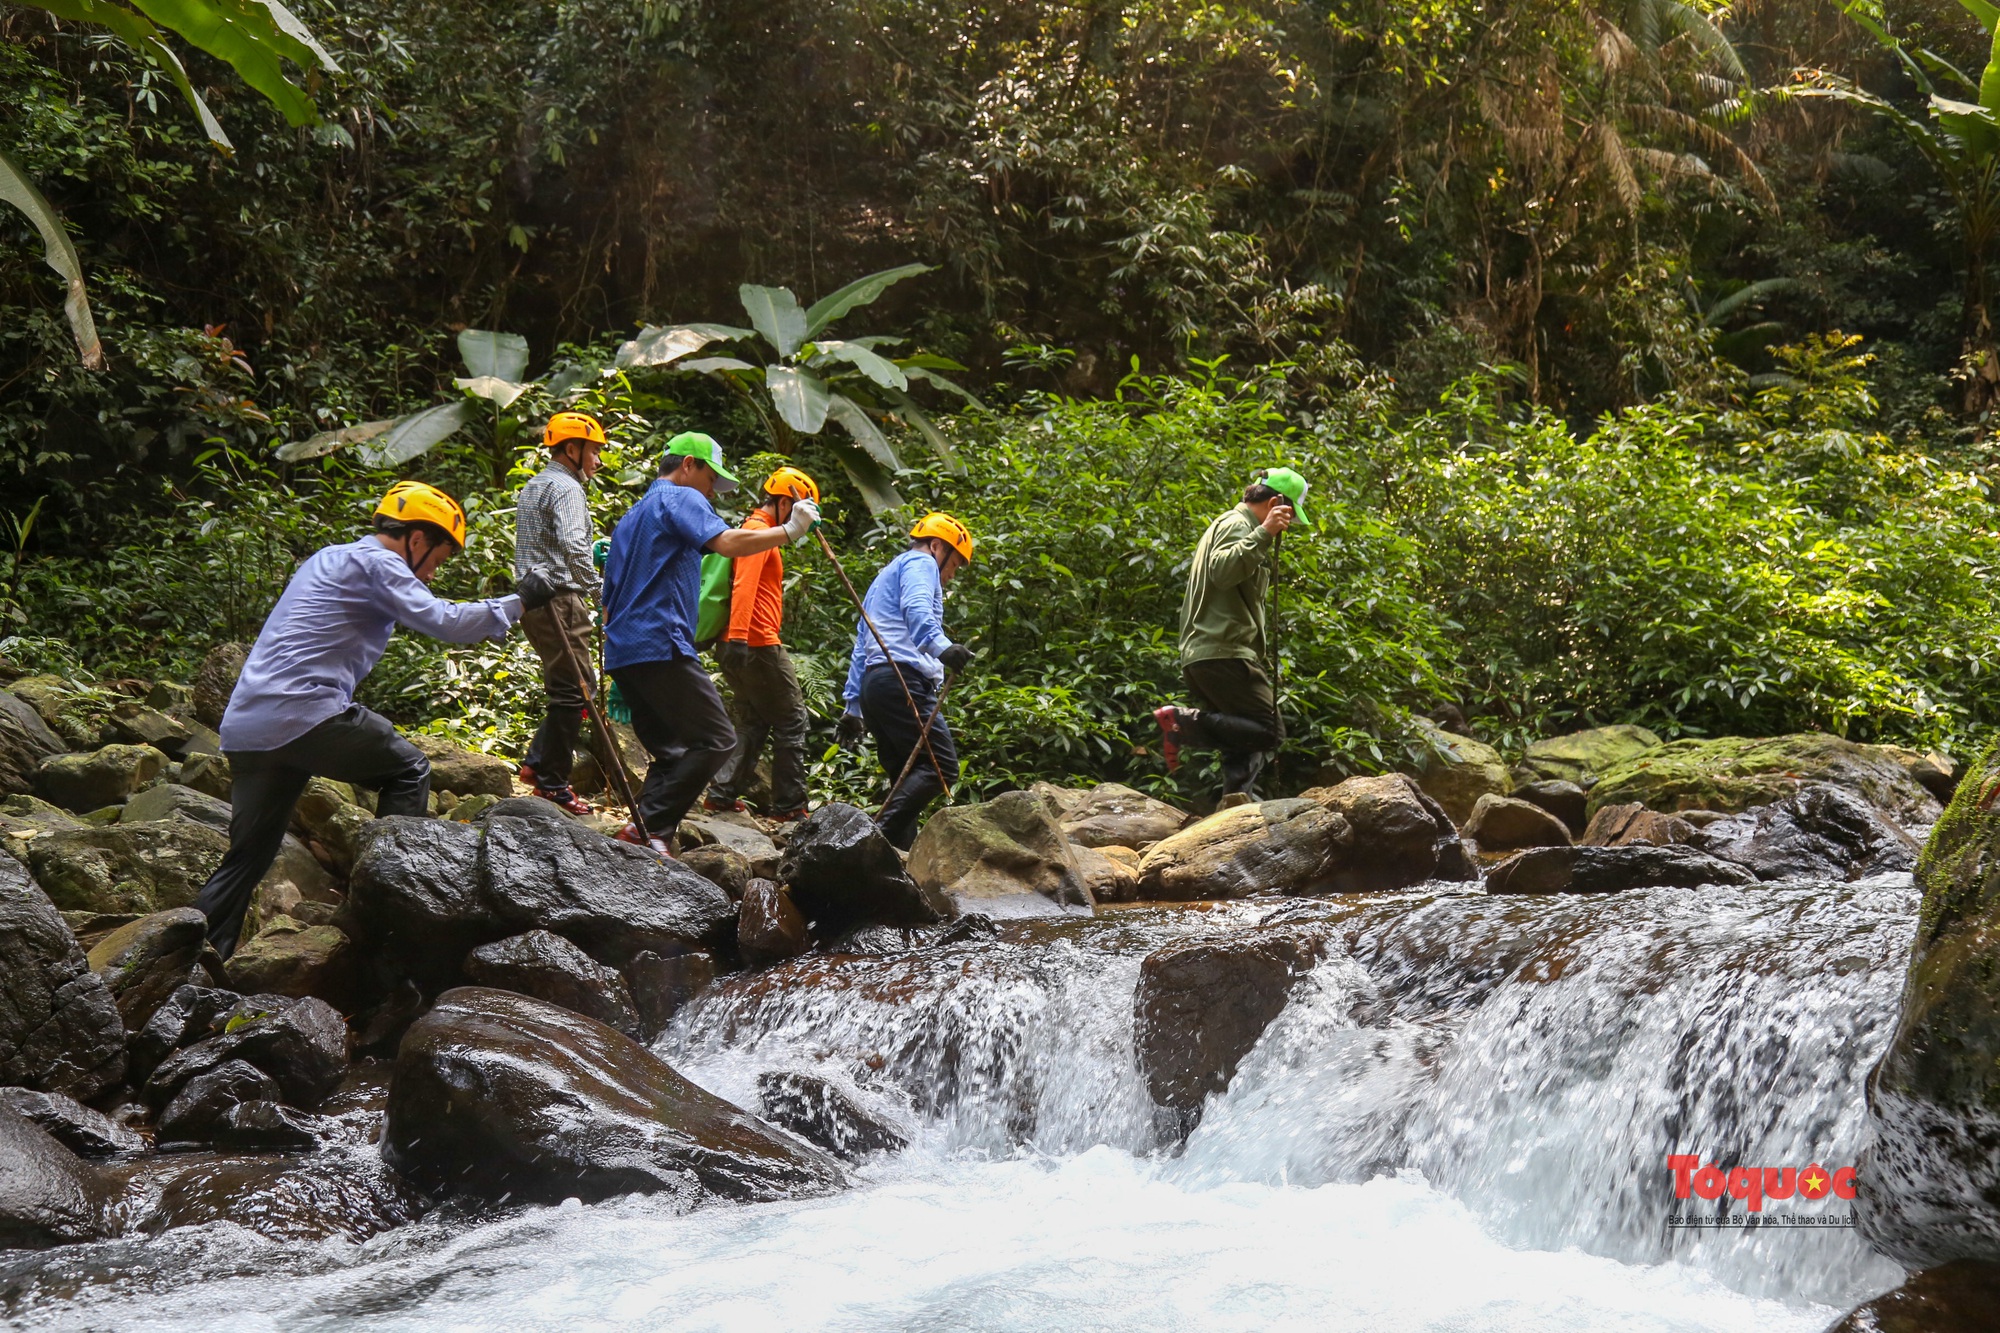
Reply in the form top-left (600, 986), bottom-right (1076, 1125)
top-left (1484, 844), bottom-right (1757, 895)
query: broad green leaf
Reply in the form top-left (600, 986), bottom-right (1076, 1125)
top-left (828, 442), bottom-right (905, 514)
top-left (356, 400), bottom-right (474, 467)
top-left (615, 323), bottom-right (752, 369)
top-left (1961, 0), bottom-right (2000, 37)
top-left (802, 263), bottom-right (933, 338)
top-left (905, 365), bottom-right (987, 409)
top-left (881, 388), bottom-right (962, 472)
top-left (766, 365), bottom-right (830, 432)
top-left (739, 284), bottom-right (808, 358)
top-left (678, 357), bottom-right (759, 374)
top-left (454, 376), bottom-right (528, 408)
top-left (127, 0), bottom-right (318, 126)
top-left (826, 393), bottom-right (903, 471)
top-left (898, 352), bottom-right (971, 372)
top-left (254, 0), bottom-right (339, 71)
top-left (0, 151), bottom-right (102, 369)
top-left (810, 339), bottom-right (909, 390)
top-left (1933, 94), bottom-right (2000, 155)
top-left (457, 328), bottom-right (530, 380)
top-left (276, 417), bottom-right (391, 462)
top-left (31, 0), bottom-right (235, 147)
top-left (1983, 19), bottom-right (2000, 116)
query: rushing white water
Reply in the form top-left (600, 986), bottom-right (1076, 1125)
top-left (5, 875), bottom-right (1917, 1330)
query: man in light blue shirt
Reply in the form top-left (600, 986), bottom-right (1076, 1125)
top-left (194, 482), bottom-right (535, 956)
top-left (838, 512), bottom-right (976, 848)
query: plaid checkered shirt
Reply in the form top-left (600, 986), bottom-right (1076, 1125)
top-left (514, 458), bottom-right (601, 598)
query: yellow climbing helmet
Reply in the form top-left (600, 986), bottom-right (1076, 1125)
top-left (374, 481), bottom-right (468, 549)
top-left (763, 465), bottom-right (821, 503)
top-left (543, 411), bottom-right (607, 449)
top-left (911, 511), bottom-right (973, 564)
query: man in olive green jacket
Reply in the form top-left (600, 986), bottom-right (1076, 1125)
top-left (1154, 468), bottom-right (1305, 798)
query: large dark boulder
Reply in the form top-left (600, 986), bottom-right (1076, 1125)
top-left (1862, 745), bottom-right (2000, 1267)
top-left (1306, 774), bottom-right (1475, 892)
top-left (756, 1071), bottom-right (907, 1160)
top-left (1826, 1259), bottom-right (2000, 1332)
top-left (464, 929), bottom-right (641, 1036)
top-left (0, 688), bottom-right (63, 796)
top-left (481, 814), bottom-right (737, 963)
top-left (780, 802), bottom-right (954, 934)
top-left (1693, 783), bottom-right (1918, 881)
top-left (86, 907), bottom-right (213, 1033)
top-left (156, 1058), bottom-right (283, 1146)
top-left (382, 987), bottom-right (845, 1204)
top-left (126, 983), bottom-right (236, 1083)
top-left (0, 1087), bottom-right (142, 1157)
top-left (1133, 924), bottom-right (1329, 1125)
top-left (103, 1148), bottom-right (426, 1242)
top-left (1134, 798), bottom-right (1354, 900)
top-left (1483, 844), bottom-right (1757, 895)
top-left (738, 879), bottom-right (810, 967)
top-left (145, 994), bottom-right (348, 1111)
top-left (0, 1104), bottom-right (111, 1248)
top-left (338, 816), bottom-right (497, 984)
top-left (1587, 733), bottom-right (1940, 827)
top-left (0, 856), bottom-right (125, 1099)
top-left (626, 950), bottom-right (716, 1042)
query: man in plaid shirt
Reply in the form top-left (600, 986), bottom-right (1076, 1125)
top-left (514, 411), bottom-right (609, 814)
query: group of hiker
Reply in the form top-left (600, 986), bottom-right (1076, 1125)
top-left (190, 411), bottom-right (1303, 958)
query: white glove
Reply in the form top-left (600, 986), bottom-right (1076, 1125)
top-left (782, 497), bottom-right (822, 544)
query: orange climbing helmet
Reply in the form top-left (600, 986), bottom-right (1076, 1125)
top-left (764, 465), bottom-right (821, 503)
top-left (544, 411), bottom-right (607, 449)
top-left (911, 511), bottom-right (973, 564)
top-left (374, 481), bottom-right (468, 549)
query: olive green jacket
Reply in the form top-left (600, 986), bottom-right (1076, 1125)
top-left (1178, 504), bottom-right (1274, 666)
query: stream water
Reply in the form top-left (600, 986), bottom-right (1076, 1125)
top-left (6, 875), bottom-right (1917, 1331)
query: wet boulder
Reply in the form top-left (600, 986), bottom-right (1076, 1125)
top-left (780, 803), bottom-right (954, 935)
top-left (463, 929), bottom-right (641, 1036)
top-left (189, 642), bottom-right (246, 729)
top-left (0, 689), bottom-right (63, 796)
top-left (681, 843), bottom-right (754, 900)
top-left (126, 983), bottom-right (236, 1084)
top-left (382, 987), bottom-right (846, 1204)
top-left (292, 777), bottom-right (372, 877)
top-left (1511, 724), bottom-right (1662, 789)
top-left (1462, 793), bottom-right (1572, 853)
top-left (0, 1104), bottom-right (112, 1248)
top-left (34, 743), bottom-right (168, 814)
top-left (909, 789), bottom-right (1090, 907)
top-left (108, 1150), bottom-right (426, 1243)
top-left (1512, 779), bottom-right (1588, 835)
top-left (1581, 802), bottom-right (1700, 848)
top-left (756, 1071), bottom-right (908, 1160)
top-left (1053, 783), bottom-right (1189, 852)
top-left (1073, 844), bottom-right (1140, 903)
top-left (0, 856), bottom-right (126, 1099)
top-left (1826, 1258), bottom-right (2000, 1332)
top-left (339, 816), bottom-right (497, 985)
top-left (1586, 733), bottom-right (1940, 828)
top-left (1134, 924), bottom-right (1329, 1125)
top-left (1483, 844), bottom-right (1757, 895)
top-left (1693, 784), bottom-right (1918, 881)
top-left (156, 1058), bottom-right (283, 1146)
top-left (1860, 747), bottom-right (2000, 1267)
top-left (481, 814), bottom-right (738, 963)
top-left (87, 907), bottom-right (214, 1033)
top-left (738, 879), bottom-right (810, 967)
top-left (0, 1088), bottom-right (141, 1157)
top-left (145, 994), bottom-right (348, 1111)
top-left (1136, 799), bottom-right (1353, 901)
top-left (626, 949), bottom-right (716, 1041)
top-left (410, 734), bottom-right (514, 798)
top-left (1306, 774), bottom-right (1475, 892)
top-left (1408, 723), bottom-right (1511, 826)
top-left (26, 818), bottom-right (224, 915)
top-left (226, 916), bottom-right (359, 1008)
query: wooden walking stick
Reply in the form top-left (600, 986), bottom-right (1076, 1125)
top-left (879, 669), bottom-right (955, 818)
top-left (545, 603), bottom-right (648, 841)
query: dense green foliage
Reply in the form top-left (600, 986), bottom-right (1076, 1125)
top-left (8, 0), bottom-right (2000, 802)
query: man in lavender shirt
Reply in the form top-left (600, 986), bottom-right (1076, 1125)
top-left (192, 481), bottom-right (540, 957)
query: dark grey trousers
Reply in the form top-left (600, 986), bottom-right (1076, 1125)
top-left (612, 655), bottom-right (738, 837)
top-left (194, 705), bottom-right (429, 957)
top-left (1182, 657), bottom-right (1283, 796)
top-left (709, 641), bottom-right (810, 812)
top-left (860, 662), bottom-right (958, 850)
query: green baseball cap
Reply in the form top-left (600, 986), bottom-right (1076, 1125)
top-left (663, 431), bottom-right (740, 492)
top-left (1260, 466), bottom-right (1309, 526)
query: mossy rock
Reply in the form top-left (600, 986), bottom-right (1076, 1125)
top-left (1407, 722), bottom-right (1510, 826)
top-left (1584, 733), bottom-right (1940, 827)
top-left (1513, 724), bottom-right (1662, 788)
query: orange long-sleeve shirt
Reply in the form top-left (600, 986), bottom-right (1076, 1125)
top-left (726, 509), bottom-right (786, 646)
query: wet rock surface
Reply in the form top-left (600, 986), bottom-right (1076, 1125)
top-left (780, 803), bottom-right (954, 934)
top-left (383, 987), bottom-right (845, 1205)
top-left (463, 929), bottom-right (641, 1036)
top-left (86, 908), bottom-right (214, 1032)
top-left (627, 949), bottom-right (717, 1041)
top-left (909, 788), bottom-right (1090, 906)
top-left (126, 983), bottom-right (235, 1084)
top-left (0, 856), bottom-right (126, 1100)
top-left (756, 1071), bottom-right (908, 1159)
top-left (1484, 843), bottom-right (1757, 895)
top-left (1693, 784), bottom-right (1918, 881)
top-left (0, 1089), bottom-right (141, 1157)
top-left (737, 879), bottom-right (810, 967)
top-left (1136, 799), bottom-right (1352, 900)
top-left (144, 994), bottom-right (347, 1111)
top-left (156, 1059), bottom-right (283, 1146)
top-left (1826, 1258), bottom-right (2000, 1332)
top-left (1581, 802), bottom-right (1699, 847)
top-left (1306, 774), bottom-right (1473, 892)
top-left (0, 1105), bottom-right (112, 1248)
top-left (339, 816), bottom-right (496, 984)
top-left (105, 1149), bottom-right (429, 1242)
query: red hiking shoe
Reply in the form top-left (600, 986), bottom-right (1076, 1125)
top-left (614, 822), bottom-right (675, 859)
top-left (517, 762), bottom-right (539, 787)
top-left (532, 784), bottom-right (593, 817)
top-left (1153, 706), bottom-right (1182, 773)
top-left (764, 806), bottom-right (810, 823)
top-left (702, 795), bottom-right (748, 814)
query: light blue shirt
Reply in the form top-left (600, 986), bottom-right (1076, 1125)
top-left (220, 538), bottom-right (521, 753)
top-left (843, 548), bottom-right (952, 711)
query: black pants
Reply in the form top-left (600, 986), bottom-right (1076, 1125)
top-left (709, 641), bottom-right (810, 812)
top-left (613, 655), bottom-right (737, 838)
top-left (1182, 657), bottom-right (1282, 797)
top-left (194, 705), bottom-right (429, 958)
top-left (520, 592), bottom-right (595, 790)
top-left (860, 662), bottom-right (959, 850)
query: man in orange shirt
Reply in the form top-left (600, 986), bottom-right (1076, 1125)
top-left (704, 466), bottom-right (820, 821)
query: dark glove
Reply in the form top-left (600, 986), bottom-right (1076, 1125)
top-left (837, 711), bottom-right (868, 751)
top-left (939, 642), bottom-right (974, 673)
top-left (515, 568), bottom-right (561, 612)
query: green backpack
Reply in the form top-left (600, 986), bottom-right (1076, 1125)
top-left (694, 552), bottom-right (732, 650)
